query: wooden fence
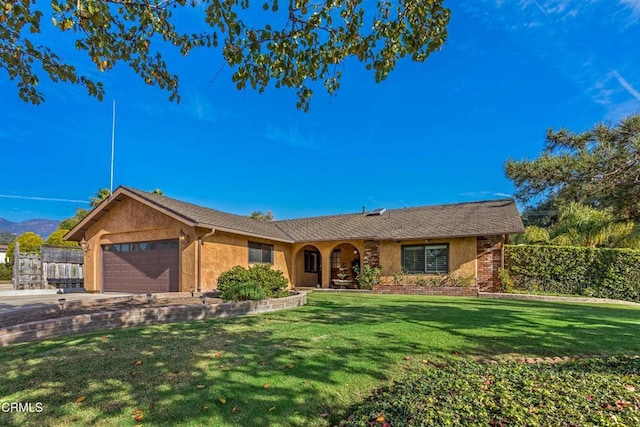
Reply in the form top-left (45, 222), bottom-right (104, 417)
top-left (12, 243), bottom-right (84, 290)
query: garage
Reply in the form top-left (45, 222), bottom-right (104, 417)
top-left (102, 239), bottom-right (179, 293)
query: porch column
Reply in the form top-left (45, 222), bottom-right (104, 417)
top-left (321, 249), bottom-right (332, 288)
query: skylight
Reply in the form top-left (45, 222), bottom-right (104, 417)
top-left (365, 208), bottom-right (387, 216)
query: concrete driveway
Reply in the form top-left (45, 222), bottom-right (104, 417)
top-left (0, 293), bottom-right (133, 314)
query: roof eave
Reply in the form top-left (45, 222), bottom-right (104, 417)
top-left (64, 186), bottom-right (199, 242)
top-left (197, 223), bottom-right (294, 244)
top-left (292, 229), bottom-right (525, 243)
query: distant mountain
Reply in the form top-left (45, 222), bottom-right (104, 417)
top-left (0, 218), bottom-right (59, 238)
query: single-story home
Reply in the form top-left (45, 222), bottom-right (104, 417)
top-left (64, 186), bottom-right (524, 294)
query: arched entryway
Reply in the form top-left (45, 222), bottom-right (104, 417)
top-left (295, 245), bottom-right (322, 288)
top-left (329, 243), bottom-right (361, 288)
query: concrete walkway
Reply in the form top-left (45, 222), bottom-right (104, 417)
top-left (0, 293), bottom-right (134, 314)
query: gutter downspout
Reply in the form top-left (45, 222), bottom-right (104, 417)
top-left (198, 230), bottom-right (216, 292)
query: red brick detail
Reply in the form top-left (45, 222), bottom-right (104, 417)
top-left (372, 285), bottom-right (478, 297)
top-left (476, 235), bottom-right (503, 292)
top-left (363, 240), bottom-right (380, 268)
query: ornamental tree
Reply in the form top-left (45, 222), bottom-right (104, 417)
top-left (46, 229), bottom-right (80, 247)
top-left (1, 0), bottom-right (450, 110)
top-left (505, 114), bottom-right (640, 222)
top-left (5, 231), bottom-right (44, 262)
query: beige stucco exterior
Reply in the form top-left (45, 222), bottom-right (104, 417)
top-left (77, 194), bottom-right (492, 293)
top-left (378, 237), bottom-right (477, 281)
top-left (291, 241), bottom-right (366, 288)
top-left (289, 237), bottom-right (478, 288)
top-left (80, 196), bottom-right (198, 293)
top-left (199, 231), bottom-right (292, 290)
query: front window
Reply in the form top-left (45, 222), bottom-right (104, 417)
top-left (402, 244), bottom-right (448, 274)
top-left (304, 251), bottom-right (319, 273)
top-left (331, 250), bottom-right (341, 269)
top-left (248, 241), bottom-right (273, 264)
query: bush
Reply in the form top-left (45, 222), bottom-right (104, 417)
top-left (343, 357), bottom-right (640, 427)
top-left (46, 229), bottom-right (79, 248)
top-left (444, 273), bottom-right (476, 287)
top-left (220, 281), bottom-right (267, 301)
top-left (0, 263), bottom-right (11, 281)
top-left (217, 264), bottom-right (288, 298)
top-left (6, 232), bottom-right (43, 262)
top-left (354, 264), bottom-right (381, 289)
top-left (503, 245), bottom-right (640, 302)
top-left (391, 268), bottom-right (408, 285)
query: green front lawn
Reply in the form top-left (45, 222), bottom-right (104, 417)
top-left (1, 293), bottom-right (639, 426)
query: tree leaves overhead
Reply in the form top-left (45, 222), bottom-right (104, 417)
top-left (1, 0), bottom-right (450, 110)
top-left (505, 114), bottom-right (640, 221)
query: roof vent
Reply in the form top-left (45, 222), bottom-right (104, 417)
top-left (365, 208), bottom-right (387, 216)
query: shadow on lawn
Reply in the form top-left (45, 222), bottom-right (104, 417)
top-left (0, 313), bottom-right (412, 426)
top-left (0, 294), bottom-right (639, 427)
top-left (302, 294), bottom-right (640, 359)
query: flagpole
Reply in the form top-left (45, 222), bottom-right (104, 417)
top-left (110, 100), bottom-right (115, 195)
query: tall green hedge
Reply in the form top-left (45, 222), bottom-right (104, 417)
top-left (503, 245), bottom-right (640, 303)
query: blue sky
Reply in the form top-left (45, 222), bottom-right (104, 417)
top-left (1, 0), bottom-right (640, 223)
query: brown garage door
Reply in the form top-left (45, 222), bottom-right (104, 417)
top-left (102, 239), bottom-right (179, 293)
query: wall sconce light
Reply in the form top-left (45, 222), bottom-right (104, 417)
top-left (200, 294), bottom-right (206, 305)
top-left (190, 286), bottom-right (195, 297)
top-left (80, 237), bottom-right (89, 253)
top-left (146, 293), bottom-right (152, 304)
top-left (179, 230), bottom-right (186, 242)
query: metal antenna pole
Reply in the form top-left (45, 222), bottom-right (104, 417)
top-left (110, 100), bottom-right (116, 195)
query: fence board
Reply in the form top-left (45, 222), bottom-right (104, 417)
top-left (13, 245), bottom-right (84, 290)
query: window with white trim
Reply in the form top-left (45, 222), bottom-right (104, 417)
top-left (402, 244), bottom-right (449, 274)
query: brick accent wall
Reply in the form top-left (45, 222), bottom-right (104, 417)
top-left (363, 240), bottom-right (380, 267)
top-left (0, 293), bottom-right (307, 347)
top-left (476, 235), bottom-right (503, 292)
top-left (372, 285), bottom-right (478, 296)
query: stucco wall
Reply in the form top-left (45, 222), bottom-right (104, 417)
top-left (291, 241), bottom-right (367, 288)
top-left (79, 195), bottom-right (486, 292)
top-left (200, 231), bottom-right (293, 291)
top-left (295, 245), bottom-right (321, 287)
top-left (378, 237), bottom-right (477, 281)
top-left (82, 197), bottom-right (197, 293)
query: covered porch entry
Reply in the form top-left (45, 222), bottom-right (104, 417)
top-left (293, 241), bottom-right (365, 289)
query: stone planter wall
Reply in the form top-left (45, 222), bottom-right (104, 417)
top-left (0, 293), bottom-right (307, 347)
top-left (372, 285), bottom-right (479, 297)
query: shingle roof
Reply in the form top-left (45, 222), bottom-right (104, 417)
top-left (66, 186), bottom-right (524, 242)
top-left (276, 199), bottom-right (525, 241)
top-left (123, 187), bottom-right (294, 242)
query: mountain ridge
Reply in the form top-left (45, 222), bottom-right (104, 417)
top-left (0, 217), bottom-right (59, 238)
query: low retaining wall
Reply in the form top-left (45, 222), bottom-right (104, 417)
top-left (0, 293), bottom-right (307, 347)
top-left (372, 285), bottom-right (479, 296)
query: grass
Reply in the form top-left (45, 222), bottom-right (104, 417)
top-left (0, 293), bottom-right (639, 426)
top-left (345, 357), bottom-right (640, 426)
